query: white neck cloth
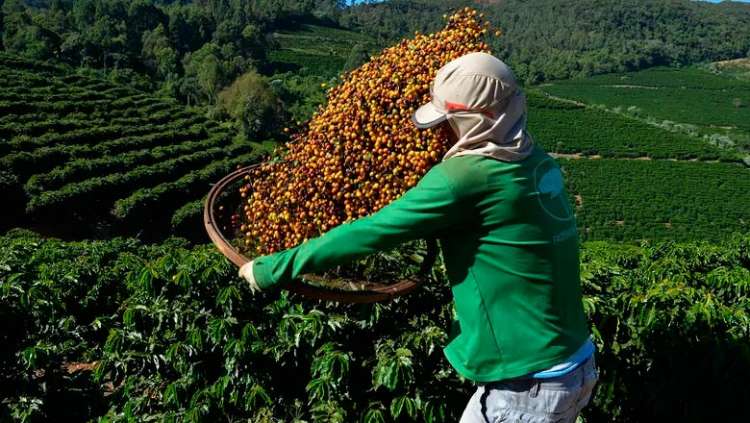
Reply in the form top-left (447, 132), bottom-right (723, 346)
top-left (442, 89), bottom-right (534, 163)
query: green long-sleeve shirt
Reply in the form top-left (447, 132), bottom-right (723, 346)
top-left (251, 146), bottom-right (590, 382)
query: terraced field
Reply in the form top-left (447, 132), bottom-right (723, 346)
top-left (267, 24), bottom-right (377, 76)
top-left (0, 53), bottom-right (271, 238)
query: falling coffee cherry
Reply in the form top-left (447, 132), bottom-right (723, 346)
top-left (239, 8), bottom-right (497, 255)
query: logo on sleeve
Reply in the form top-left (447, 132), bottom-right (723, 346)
top-left (534, 159), bottom-right (573, 221)
top-left (539, 167), bottom-right (564, 198)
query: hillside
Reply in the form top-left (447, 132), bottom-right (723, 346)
top-left (0, 53), bottom-right (271, 239)
top-left (530, 65), bottom-right (750, 241)
top-left (526, 92), bottom-right (738, 160)
top-left (3, 49), bottom-right (746, 244)
top-left (4, 0), bottom-right (750, 107)
top-left (340, 0), bottom-right (750, 83)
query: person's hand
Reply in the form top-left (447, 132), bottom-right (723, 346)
top-left (238, 260), bottom-right (261, 294)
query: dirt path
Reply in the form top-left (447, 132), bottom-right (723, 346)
top-left (603, 84), bottom-right (660, 90)
top-left (550, 153), bottom-right (649, 161)
top-left (549, 153), bottom-right (724, 163)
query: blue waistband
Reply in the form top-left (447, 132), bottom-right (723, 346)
top-left (531, 338), bottom-right (595, 379)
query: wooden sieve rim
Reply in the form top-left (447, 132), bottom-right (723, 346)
top-left (204, 163), bottom-right (437, 303)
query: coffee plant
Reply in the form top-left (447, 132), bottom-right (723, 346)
top-left (562, 158), bottom-right (750, 242)
top-left (1, 229), bottom-right (748, 422)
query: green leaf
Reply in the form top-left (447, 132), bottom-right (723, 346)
top-left (363, 407), bottom-right (386, 423)
top-left (390, 396), bottom-right (418, 419)
top-left (423, 400), bottom-right (446, 423)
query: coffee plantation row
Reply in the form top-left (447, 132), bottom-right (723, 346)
top-left (23, 136), bottom-right (227, 195)
top-left (539, 66), bottom-right (750, 152)
top-left (526, 92), bottom-right (738, 161)
top-left (0, 53), bottom-right (270, 238)
top-left (110, 151), bottom-right (266, 223)
top-left (25, 143), bottom-right (251, 213)
top-left (561, 158), bottom-right (750, 242)
top-left (1, 229), bottom-right (747, 422)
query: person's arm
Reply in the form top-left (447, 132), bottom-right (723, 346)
top-left (247, 165), bottom-right (464, 289)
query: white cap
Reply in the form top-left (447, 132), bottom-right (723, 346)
top-left (412, 52), bottom-right (520, 129)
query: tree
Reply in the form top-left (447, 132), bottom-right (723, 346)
top-left (0, 0), bottom-right (4, 49)
top-left (2, 0), bottom-right (56, 60)
top-left (126, 1), bottom-right (166, 56)
top-left (217, 70), bottom-right (286, 140)
top-left (167, 5), bottom-right (212, 55)
top-left (142, 23), bottom-right (177, 81)
top-left (343, 42), bottom-right (369, 72)
top-left (182, 42), bottom-right (224, 104)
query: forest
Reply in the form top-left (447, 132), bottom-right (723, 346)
top-left (3, 0), bottom-right (750, 102)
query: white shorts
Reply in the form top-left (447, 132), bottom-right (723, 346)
top-left (459, 355), bottom-right (599, 423)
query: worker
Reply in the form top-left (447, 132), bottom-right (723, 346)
top-left (239, 52), bottom-right (599, 423)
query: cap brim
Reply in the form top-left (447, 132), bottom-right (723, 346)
top-left (412, 102), bottom-right (447, 129)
